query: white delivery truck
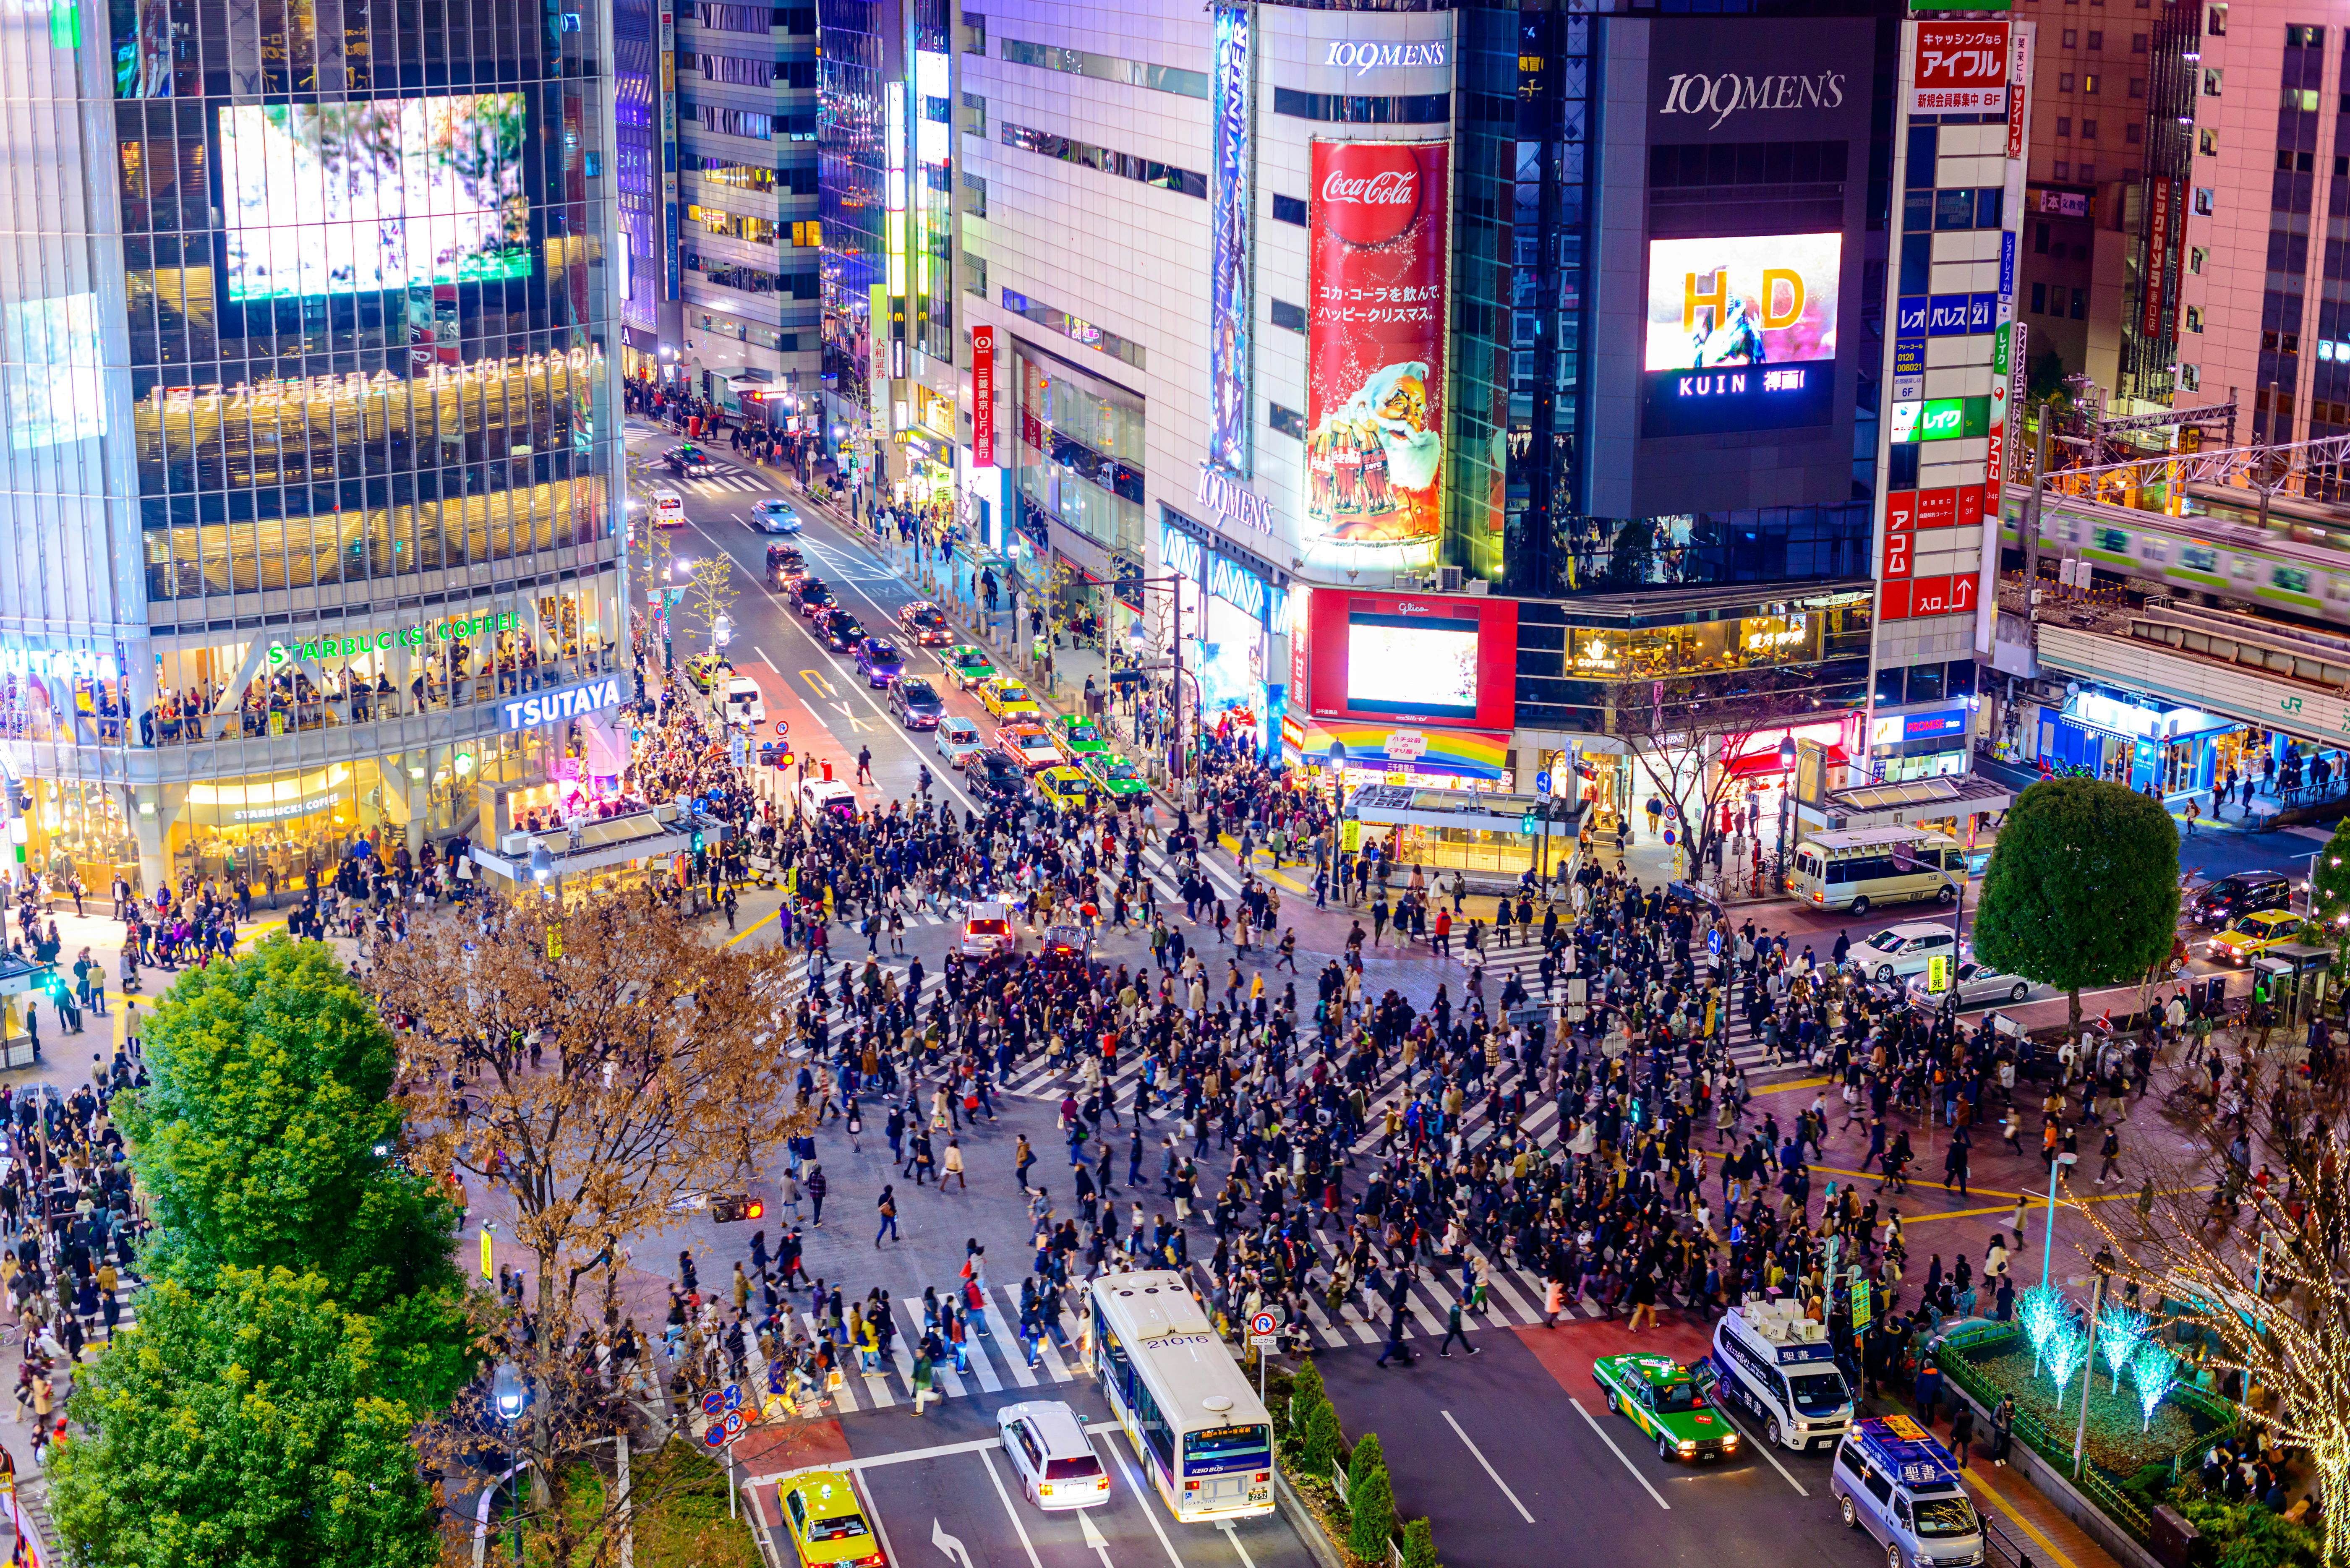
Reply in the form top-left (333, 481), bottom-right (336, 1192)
top-left (1707, 1298), bottom-right (1854, 1451)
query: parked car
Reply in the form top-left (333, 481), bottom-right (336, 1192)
top-left (855, 637), bottom-right (906, 687)
top-left (2207, 908), bottom-right (2307, 965)
top-left (683, 652), bottom-right (731, 692)
top-left (750, 498), bottom-right (803, 534)
top-left (934, 715), bottom-right (986, 765)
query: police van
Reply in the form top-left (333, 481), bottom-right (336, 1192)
top-left (1708, 1299), bottom-right (1853, 1450)
top-left (1831, 1416), bottom-right (1985, 1568)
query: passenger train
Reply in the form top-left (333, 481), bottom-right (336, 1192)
top-left (2000, 483), bottom-right (2350, 625)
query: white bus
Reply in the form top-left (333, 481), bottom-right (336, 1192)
top-left (1085, 1270), bottom-right (1275, 1523)
top-left (1788, 827), bottom-right (1964, 916)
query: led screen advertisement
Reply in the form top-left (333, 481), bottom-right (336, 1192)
top-left (1305, 589), bottom-right (1516, 733)
top-left (1304, 140), bottom-right (1449, 574)
top-left (7, 294), bottom-right (105, 451)
top-left (219, 94), bottom-right (531, 302)
top-left (1642, 232), bottom-right (1841, 436)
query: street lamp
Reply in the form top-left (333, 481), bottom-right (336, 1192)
top-left (1776, 735), bottom-right (1797, 893)
top-left (491, 1359), bottom-right (527, 1564)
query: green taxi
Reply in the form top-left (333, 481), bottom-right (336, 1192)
top-left (1080, 750), bottom-right (1150, 803)
top-left (684, 652), bottom-right (732, 692)
top-left (1055, 713), bottom-right (1110, 757)
top-left (1592, 1352), bottom-right (1740, 1462)
top-left (941, 644), bottom-right (996, 690)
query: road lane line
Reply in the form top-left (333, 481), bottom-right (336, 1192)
top-left (979, 1449), bottom-right (1047, 1568)
top-left (1089, 1429), bottom-right (1185, 1568)
top-left (1568, 1397), bottom-right (1671, 1511)
top-left (1702, 1402), bottom-right (1807, 1495)
top-left (1219, 1521), bottom-right (1258, 1568)
top-left (1439, 1410), bottom-right (1535, 1523)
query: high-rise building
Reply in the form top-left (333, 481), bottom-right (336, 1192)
top-left (0, 0), bottom-right (629, 897)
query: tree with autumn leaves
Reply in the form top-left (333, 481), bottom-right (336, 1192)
top-left (370, 891), bottom-right (813, 1568)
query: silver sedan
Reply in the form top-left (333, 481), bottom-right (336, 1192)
top-left (1906, 959), bottom-right (2034, 1010)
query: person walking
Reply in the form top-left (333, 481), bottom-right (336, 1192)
top-left (807, 1163), bottom-right (828, 1227)
top-left (1375, 1302), bottom-right (1413, 1368)
top-left (1948, 1398), bottom-right (1977, 1469)
top-left (875, 1186), bottom-right (899, 1247)
top-left (942, 1138), bottom-right (967, 1191)
top-left (1436, 1295), bottom-right (1478, 1358)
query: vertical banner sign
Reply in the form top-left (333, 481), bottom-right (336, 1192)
top-left (971, 325), bottom-right (996, 467)
top-left (2006, 24), bottom-right (2031, 159)
top-left (1305, 140), bottom-right (1451, 569)
top-left (1911, 21), bottom-right (2010, 114)
top-left (659, 7), bottom-right (680, 299)
top-left (1207, 6), bottom-right (1255, 477)
top-left (2141, 180), bottom-right (2173, 338)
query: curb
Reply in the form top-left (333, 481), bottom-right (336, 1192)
top-left (1275, 1468), bottom-right (1353, 1568)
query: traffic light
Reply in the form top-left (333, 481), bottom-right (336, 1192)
top-left (710, 1195), bottom-right (763, 1223)
top-left (690, 829), bottom-right (706, 853)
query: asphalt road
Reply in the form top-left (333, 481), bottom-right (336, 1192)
top-left (1314, 1314), bottom-right (1879, 1568)
top-left (737, 1380), bottom-right (1317, 1568)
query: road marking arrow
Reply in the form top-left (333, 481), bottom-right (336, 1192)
top-left (1080, 1508), bottom-right (1115, 1568)
top-left (801, 669), bottom-right (838, 698)
top-left (931, 1518), bottom-right (973, 1568)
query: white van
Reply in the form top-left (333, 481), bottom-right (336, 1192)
top-left (651, 488), bottom-right (687, 527)
top-left (1708, 1300), bottom-right (1853, 1451)
top-left (722, 675), bottom-right (765, 728)
top-left (1847, 920), bottom-right (1959, 986)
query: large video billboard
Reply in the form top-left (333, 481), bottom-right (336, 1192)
top-left (1304, 140), bottom-right (1450, 573)
top-left (1305, 588), bottom-right (1516, 733)
top-left (219, 94), bottom-right (532, 301)
top-left (1582, 15), bottom-right (1876, 519)
top-left (1206, 7), bottom-right (1253, 477)
top-left (1642, 232), bottom-right (1841, 436)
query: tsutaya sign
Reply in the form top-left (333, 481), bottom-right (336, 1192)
top-left (499, 675), bottom-right (624, 731)
top-left (0, 647), bottom-right (117, 682)
top-left (269, 611), bottom-right (520, 668)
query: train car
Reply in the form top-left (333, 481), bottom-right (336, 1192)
top-left (1998, 483), bottom-right (2350, 624)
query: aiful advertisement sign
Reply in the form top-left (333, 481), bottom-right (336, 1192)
top-left (1304, 140), bottom-right (1450, 574)
top-left (1304, 589), bottom-right (1516, 733)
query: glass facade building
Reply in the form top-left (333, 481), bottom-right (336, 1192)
top-left (0, 0), bottom-right (627, 898)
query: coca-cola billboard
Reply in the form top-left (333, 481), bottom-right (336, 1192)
top-left (1305, 139), bottom-right (1450, 572)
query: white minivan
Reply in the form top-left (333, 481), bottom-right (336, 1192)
top-left (722, 675), bottom-right (765, 728)
top-left (651, 487), bottom-right (687, 527)
top-left (1846, 920), bottom-right (1959, 986)
top-left (1708, 1300), bottom-right (1853, 1451)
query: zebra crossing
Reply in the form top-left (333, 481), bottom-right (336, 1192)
top-left (1449, 940), bottom-right (1797, 1080)
top-left (691, 467), bottom-right (774, 497)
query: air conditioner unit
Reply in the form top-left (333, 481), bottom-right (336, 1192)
top-left (1437, 565), bottom-right (1465, 592)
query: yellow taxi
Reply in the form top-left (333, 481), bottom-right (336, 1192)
top-left (977, 676), bottom-right (1042, 720)
top-left (777, 1470), bottom-right (887, 1568)
top-left (2207, 908), bottom-right (2306, 965)
top-left (1035, 765), bottom-right (1092, 814)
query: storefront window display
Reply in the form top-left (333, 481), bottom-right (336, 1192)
top-left (1563, 605), bottom-right (1865, 683)
top-left (144, 578), bottom-right (619, 746)
top-left (1014, 348), bottom-right (1146, 558)
top-left (20, 782), bottom-right (138, 893)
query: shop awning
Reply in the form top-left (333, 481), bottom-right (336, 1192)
top-left (1723, 743), bottom-right (1849, 780)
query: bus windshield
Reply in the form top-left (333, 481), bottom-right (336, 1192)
top-left (1183, 1424), bottom-right (1272, 1474)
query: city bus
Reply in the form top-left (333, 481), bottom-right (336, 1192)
top-left (1085, 1270), bottom-right (1275, 1523)
top-left (1787, 826), bottom-right (1964, 915)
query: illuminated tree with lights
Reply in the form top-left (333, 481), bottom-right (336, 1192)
top-left (2020, 1285), bottom-right (2067, 1375)
top-left (2308, 817), bottom-right (2350, 970)
top-left (2045, 1323), bottom-right (2089, 1409)
top-left (2100, 1304), bottom-right (2149, 1394)
top-left (2072, 1057), bottom-right (2350, 1568)
top-left (2132, 1342), bottom-right (2180, 1433)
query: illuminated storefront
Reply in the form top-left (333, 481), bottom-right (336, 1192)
top-left (1161, 509), bottom-right (1290, 759)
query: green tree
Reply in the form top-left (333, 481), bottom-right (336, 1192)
top-left (1972, 777), bottom-right (2180, 1037)
top-left (2307, 816), bottom-right (2350, 964)
top-left (1346, 1432), bottom-right (1394, 1564)
top-left (49, 1267), bottom-right (438, 1568)
top-left (1300, 1400), bottom-right (1344, 1483)
top-left (1400, 1516), bottom-right (1441, 1568)
top-left (120, 936), bottom-right (470, 1410)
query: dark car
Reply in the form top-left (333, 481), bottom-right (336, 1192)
top-left (897, 600), bottom-right (954, 646)
top-left (856, 637), bottom-right (906, 687)
top-left (764, 543), bottom-right (806, 592)
top-left (889, 675), bottom-right (945, 728)
top-left (2189, 869), bottom-right (2293, 927)
top-left (817, 608), bottom-right (867, 653)
top-left (976, 751), bottom-right (1025, 793)
top-left (662, 443), bottom-right (718, 477)
top-left (792, 577), bottom-right (834, 617)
